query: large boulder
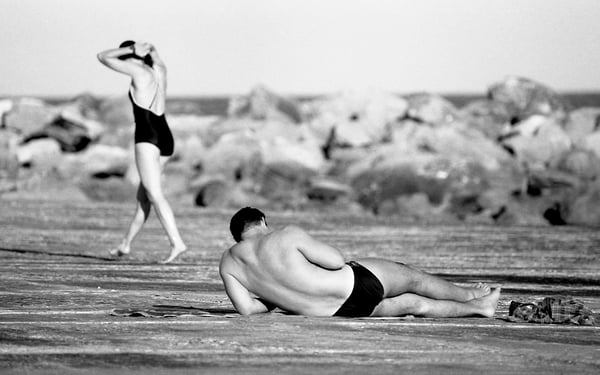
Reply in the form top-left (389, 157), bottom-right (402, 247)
top-left (346, 143), bottom-right (491, 216)
top-left (563, 181), bottom-right (600, 227)
top-left (404, 93), bottom-right (459, 126)
top-left (16, 138), bottom-right (62, 167)
top-left (3, 97), bottom-right (58, 136)
top-left (0, 129), bottom-right (20, 193)
top-left (169, 114), bottom-right (219, 140)
top-left (487, 76), bottom-right (569, 122)
top-left (499, 115), bottom-right (572, 169)
top-left (199, 130), bottom-right (262, 180)
top-left (389, 120), bottom-right (512, 172)
top-left (460, 99), bottom-right (513, 139)
top-left (0, 99), bottom-right (13, 124)
top-left (78, 176), bottom-right (136, 202)
top-left (25, 114), bottom-right (93, 152)
top-left (228, 85), bottom-right (303, 124)
top-left (58, 144), bottom-right (130, 180)
top-left (58, 92), bottom-right (103, 120)
top-left (564, 107), bottom-right (600, 146)
top-left (97, 95), bottom-right (133, 128)
top-left (579, 132), bottom-right (600, 159)
top-left (305, 89), bottom-right (408, 148)
top-left (554, 149), bottom-right (600, 180)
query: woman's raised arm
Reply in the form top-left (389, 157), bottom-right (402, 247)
top-left (97, 45), bottom-right (146, 76)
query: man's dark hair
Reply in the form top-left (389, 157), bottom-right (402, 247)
top-left (118, 40), bottom-right (153, 67)
top-left (230, 207), bottom-right (266, 242)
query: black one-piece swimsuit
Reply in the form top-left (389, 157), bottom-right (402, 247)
top-left (129, 89), bottom-right (174, 156)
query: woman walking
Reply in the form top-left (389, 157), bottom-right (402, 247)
top-left (97, 41), bottom-right (187, 263)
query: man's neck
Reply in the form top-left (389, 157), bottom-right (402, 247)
top-left (241, 225), bottom-right (271, 240)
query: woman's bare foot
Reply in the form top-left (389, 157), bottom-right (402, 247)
top-left (470, 287), bottom-right (501, 318)
top-left (160, 244), bottom-right (188, 264)
top-left (108, 242), bottom-right (130, 257)
top-left (465, 282), bottom-right (491, 300)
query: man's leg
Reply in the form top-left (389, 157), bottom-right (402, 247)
top-left (357, 258), bottom-right (490, 302)
top-left (371, 288), bottom-right (501, 318)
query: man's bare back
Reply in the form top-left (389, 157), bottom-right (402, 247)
top-left (220, 207), bottom-right (501, 318)
top-left (220, 225), bottom-right (354, 316)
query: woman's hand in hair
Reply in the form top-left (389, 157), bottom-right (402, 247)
top-left (133, 42), bottom-right (152, 57)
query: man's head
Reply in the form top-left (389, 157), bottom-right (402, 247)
top-left (230, 207), bottom-right (266, 242)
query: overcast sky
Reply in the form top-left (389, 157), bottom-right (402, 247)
top-left (1, 0), bottom-right (599, 97)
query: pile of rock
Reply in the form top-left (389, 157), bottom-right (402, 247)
top-left (2, 76), bottom-right (599, 226)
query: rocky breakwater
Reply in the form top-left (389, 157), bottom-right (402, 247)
top-left (2, 77), bottom-right (600, 226)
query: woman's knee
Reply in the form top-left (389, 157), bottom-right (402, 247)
top-left (143, 186), bottom-right (164, 204)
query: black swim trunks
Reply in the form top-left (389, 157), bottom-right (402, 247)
top-left (334, 261), bottom-right (384, 317)
top-left (129, 91), bottom-right (174, 156)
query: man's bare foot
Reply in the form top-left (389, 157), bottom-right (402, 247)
top-left (466, 282), bottom-right (491, 300)
top-left (160, 245), bottom-right (188, 264)
top-left (471, 287), bottom-right (501, 318)
top-left (108, 242), bottom-right (130, 257)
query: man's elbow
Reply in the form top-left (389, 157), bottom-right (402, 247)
top-left (236, 306), bottom-right (259, 316)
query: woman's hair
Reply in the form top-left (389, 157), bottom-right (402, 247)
top-left (118, 40), bottom-right (153, 67)
top-left (229, 207), bottom-right (266, 242)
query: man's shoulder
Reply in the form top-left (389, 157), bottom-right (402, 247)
top-left (279, 225), bottom-right (307, 237)
top-left (219, 245), bottom-right (238, 270)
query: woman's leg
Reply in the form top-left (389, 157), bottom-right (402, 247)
top-left (135, 143), bottom-right (187, 263)
top-left (371, 288), bottom-right (501, 318)
top-left (357, 258), bottom-right (490, 302)
top-left (109, 184), bottom-right (151, 256)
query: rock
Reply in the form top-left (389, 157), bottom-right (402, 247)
top-left (526, 167), bottom-right (582, 193)
top-left (554, 149), bottom-right (600, 180)
top-left (487, 76), bottom-right (569, 122)
top-left (0, 129), bottom-right (20, 193)
top-left (460, 99), bottom-right (512, 139)
top-left (173, 134), bottom-right (206, 168)
top-left (306, 89), bottom-right (408, 148)
top-left (563, 181), bottom-right (600, 226)
top-left (78, 176), bottom-right (136, 202)
top-left (97, 95), bottom-right (133, 128)
top-left (199, 130), bottom-right (262, 181)
top-left (474, 186), bottom-right (555, 226)
top-left (228, 85), bottom-right (303, 124)
top-left (404, 93), bottom-right (458, 126)
top-left (3, 97), bottom-right (58, 136)
top-left (203, 118), bottom-right (264, 147)
top-left (58, 144), bottom-right (130, 180)
top-left (0, 99), bottom-right (13, 124)
top-left (579, 132), bottom-right (600, 159)
top-left (261, 135), bottom-right (326, 175)
top-left (306, 178), bottom-right (352, 202)
top-left (379, 193), bottom-right (455, 222)
top-left (564, 107), bottom-right (600, 146)
top-left (499, 115), bottom-right (572, 169)
top-left (60, 92), bottom-right (103, 120)
top-left (191, 176), bottom-right (269, 208)
top-left (16, 138), bottom-right (62, 167)
top-left (25, 114), bottom-right (93, 153)
top-left (389, 120), bottom-right (512, 172)
top-left (58, 109), bottom-right (105, 141)
top-left (168, 114), bottom-right (219, 140)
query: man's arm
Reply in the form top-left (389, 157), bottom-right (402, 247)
top-left (220, 273), bottom-right (273, 315)
top-left (290, 226), bottom-right (346, 270)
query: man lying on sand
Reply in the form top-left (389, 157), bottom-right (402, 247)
top-left (219, 207), bottom-right (501, 317)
